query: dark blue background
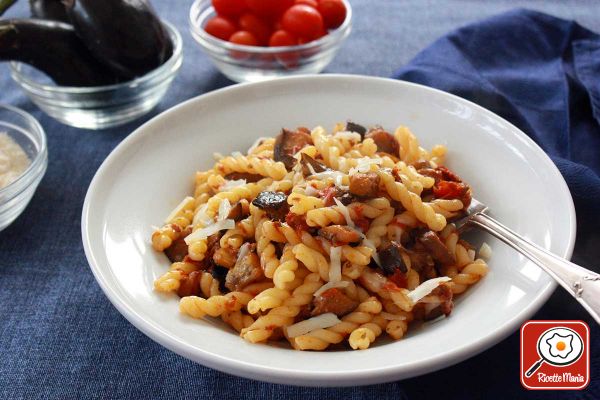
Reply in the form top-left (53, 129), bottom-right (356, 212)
top-left (0, 1), bottom-right (598, 399)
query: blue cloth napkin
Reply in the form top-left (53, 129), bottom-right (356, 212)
top-left (1, 5), bottom-right (599, 399)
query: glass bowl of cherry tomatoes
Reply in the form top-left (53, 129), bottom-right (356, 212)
top-left (190, 0), bottom-right (351, 82)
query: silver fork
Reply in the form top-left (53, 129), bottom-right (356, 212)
top-left (456, 198), bottom-right (600, 324)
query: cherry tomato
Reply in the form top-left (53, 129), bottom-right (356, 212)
top-left (318, 0), bottom-right (346, 29)
top-left (295, 0), bottom-right (318, 7)
top-left (239, 13), bottom-right (272, 45)
top-left (245, 0), bottom-right (294, 17)
top-left (204, 16), bottom-right (237, 40)
top-left (269, 29), bottom-right (297, 46)
top-left (281, 4), bottom-right (324, 39)
top-left (229, 30), bottom-right (259, 45)
top-left (212, 0), bottom-right (247, 17)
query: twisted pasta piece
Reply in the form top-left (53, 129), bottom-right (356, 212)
top-left (430, 199), bottom-right (464, 219)
top-left (204, 179), bottom-right (272, 218)
top-left (199, 271), bottom-right (222, 298)
top-left (255, 218), bottom-right (279, 278)
top-left (288, 193), bottom-right (324, 215)
top-left (247, 288), bottom-right (290, 314)
top-left (179, 292), bottom-right (252, 319)
top-left (261, 221), bottom-right (324, 254)
top-left (306, 206), bottom-right (346, 227)
top-left (293, 296), bottom-right (382, 350)
top-left (348, 315), bottom-right (387, 350)
top-left (446, 259), bottom-right (488, 294)
top-left (187, 238), bottom-right (208, 261)
top-left (154, 270), bottom-right (185, 293)
top-left (366, 207), bottom-right (394, 247)
top-left (394, 126), bottom-right (430, 164)
top-left (151, 223), bottom-right (182, 251)
top-left (395, 161), bottom-right (435, 188)
top-left (241, 273), bottom-right (322, 343)
top-left (273, 245), bottom-right (299, 289)
top-left (293, 243), bottom-right (330, 281)
top-left (342, 246), bottom-right (373, 266)
top-left (216, 154), bottom-right (287, 180)
top-left (378, 170), bottom-right (446, 231)
top-left (221, 310), bottom-right (255, 333)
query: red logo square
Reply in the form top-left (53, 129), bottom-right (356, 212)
top-left (520, 320), bottom-right (590, 390)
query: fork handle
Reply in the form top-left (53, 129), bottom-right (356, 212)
top-left (470, 213), bottom-right (600, 325)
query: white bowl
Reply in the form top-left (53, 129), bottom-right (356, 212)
top-left (81, 75), bottom-right (575, 386)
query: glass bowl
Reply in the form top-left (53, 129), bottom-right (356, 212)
top-left (9, 21), bottom-right (183, 130)
top-left (189, 0), bottom-right (352, 82)
top-left (0, 104), bottom-right (47, 232)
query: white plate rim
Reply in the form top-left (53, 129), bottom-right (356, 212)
top-left (81, 74), bottom-right (576, 386)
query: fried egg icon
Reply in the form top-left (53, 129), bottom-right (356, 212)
top-left (546, 332), bottom-right (573, 359)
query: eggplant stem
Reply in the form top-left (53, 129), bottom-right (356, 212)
top-left (0, 0), bottom-right (17, 16)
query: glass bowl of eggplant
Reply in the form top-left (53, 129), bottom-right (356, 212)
top-left (5, 1), bottom-right (182, 130)
top-left (189, 0), bottom-right (351, 83)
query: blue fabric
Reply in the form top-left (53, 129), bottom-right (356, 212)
top-left (0, 2), bottom-right (599, 399)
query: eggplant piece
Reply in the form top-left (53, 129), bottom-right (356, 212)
top-left (0, 19), bottom-right (122, 86)
top-left (29, 0), bottom-right (69, 22)
top-left (300, 153), bottom-right (329, 177)
top-left (252, 191), bottom-right (289, 221)
top-left (345, 121), bottom-right (366, 137)
top-left (274, 128), bottom-right (313, 170)
top-left (63, 0), bottom-right (172, 79)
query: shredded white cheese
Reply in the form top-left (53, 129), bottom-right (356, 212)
top-left (220, 179), bottom-right (247, 191)
top-left (184, 219), bottom-right (235, 245)
top-left (247, 136), bottom-right (270, 154)
top-left (333, 198), bottom-right (355, 228)
top-left (479, 242), bottom-right (492, 260)
top-left (407, 277), bottom-right (452, 303)
top-left (313, 280), bottom-right (350, 297)
top-left (164, 196), bottom-right (194, 224)
top-left (285, 313), bottom-right (341, 338)
top-left (349, 158), bottom-right (382, 176)
top-left (380, 312), bottom-right (407, 321)
top-left (333, 130), bottom-right (362, 142)
top-left (232, 151), bottom-right (243, 158)
top-left (192, 203), bottom-right (211, 226)
top-left (328, 246), bottom-right (342, 283)
top-left (212, 152), bottom-right (225, 160)
top-left (217, 198), bottom-right (231, 222)
top-left (310, 170), bottom-right (346, 182)
top-left (236, 242), bottom-right (251, 265)
top-left (304, 185), bottom-right (319, 197)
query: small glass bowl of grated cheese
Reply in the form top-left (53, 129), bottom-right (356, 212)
top-left (0, 104), bottom-right (47, 231)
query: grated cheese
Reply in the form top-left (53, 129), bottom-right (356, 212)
top-left (220, 179), bottom-right (247, 191)
top-left (407, 277), bottom-right (452, 303)
top-left (217, 198), bottom-right (231, 221)
top-left (192, 203), bottom-right (211, 226)
top-left (304, 185), bottom-right (319, 197)
top-left (247, 136), bottom-right (270, 155)
top-left (333, 198), bottom-right (355, 228)
top-left (313, 280), bottom-right (350, 297)
top-left (333, 131), bottom-right (362, 142)
top-left (236, 242), bottom-right (251, 265)
top-left (285, 313), bottom-right (341, 338)
top-left (479, 242), bottom-right (492, 260)
top-left (349, 157), bottom-right (383, 176)
top-left (164, 196), bottom-right (194, 224)
top-left (328, 246), bottom-right (342, 283)
top-left (184, 219), bottom-right (235, 245)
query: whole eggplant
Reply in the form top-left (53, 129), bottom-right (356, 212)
top-left (29, 0), bottom-right (69, 23)
top-left (0, 19), bottom-right (123, 86)
top-left (63, 0), bottom-right (173, 79)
